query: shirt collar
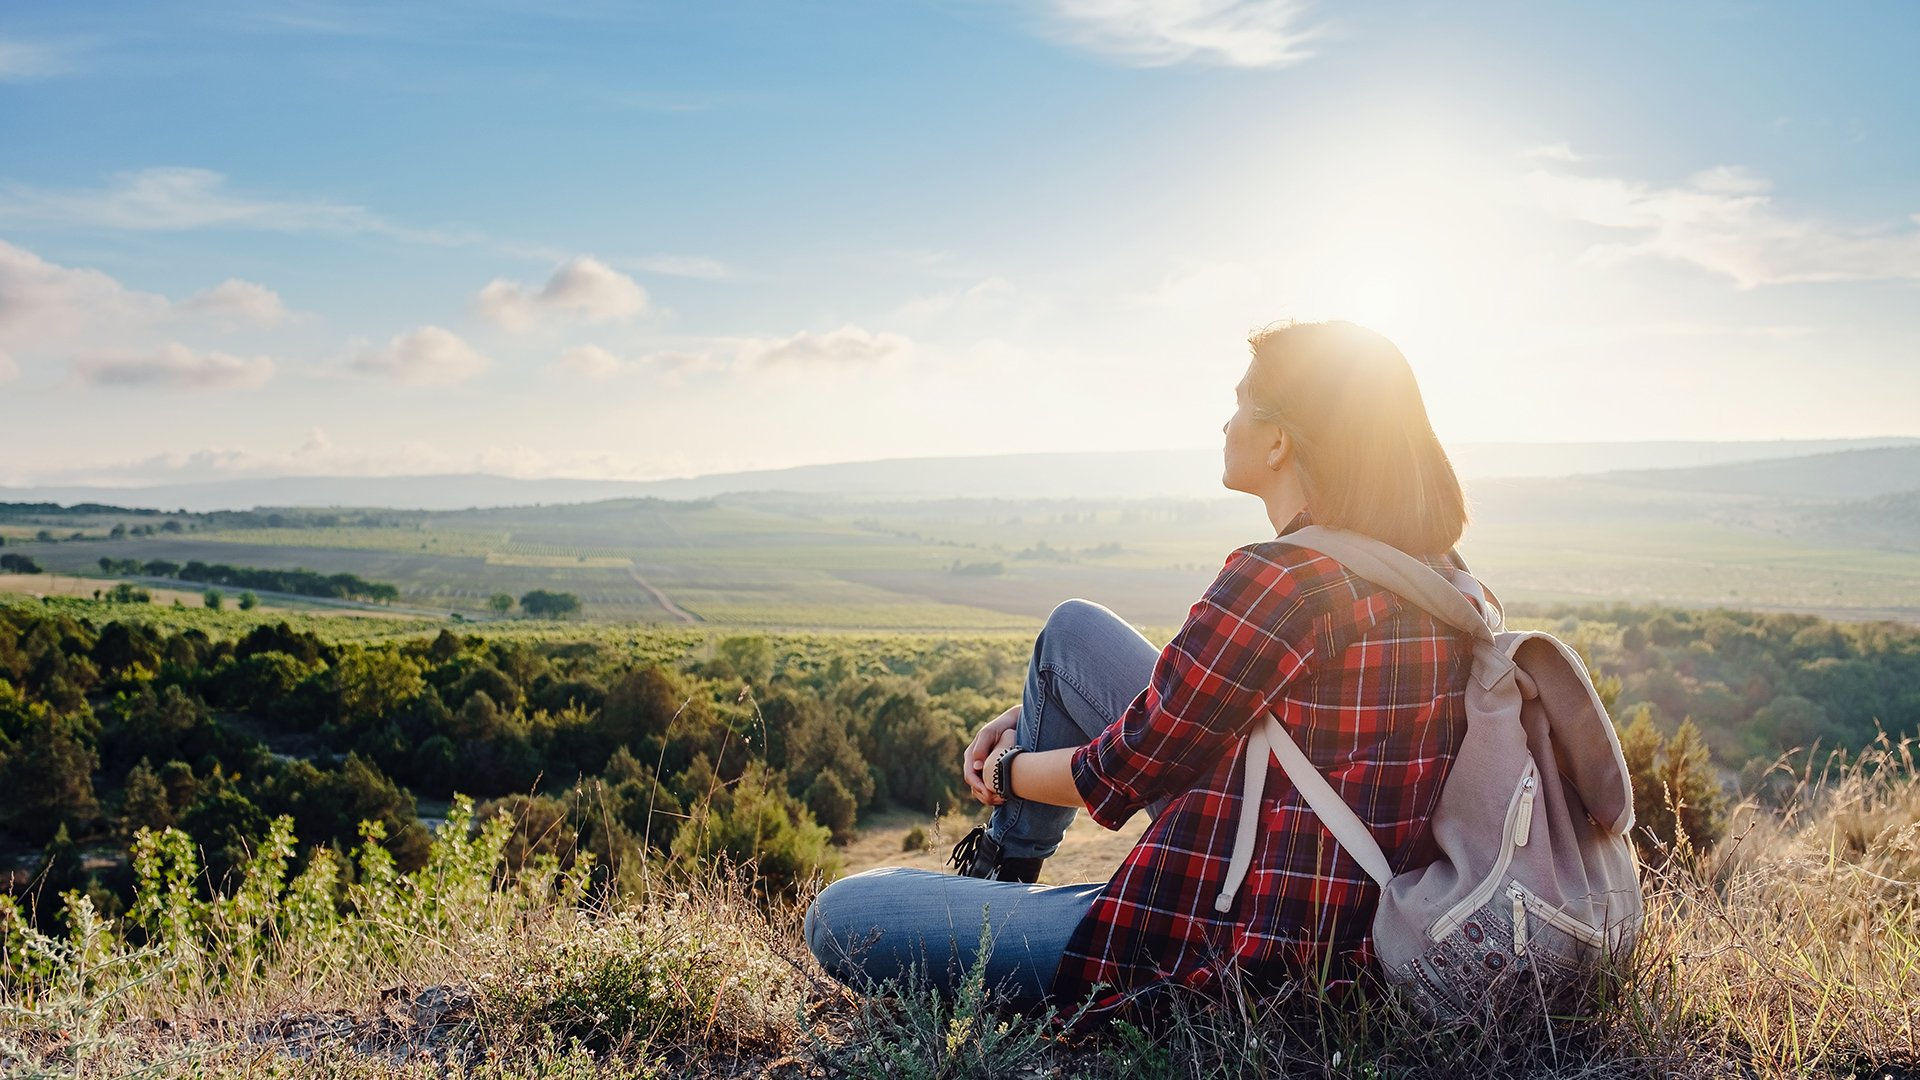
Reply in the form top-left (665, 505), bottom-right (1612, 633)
top-left (1277, 508), bottom-right (1313, 538)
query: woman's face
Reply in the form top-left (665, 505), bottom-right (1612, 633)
top-left (1221, 371), bottom-right (1280, 495)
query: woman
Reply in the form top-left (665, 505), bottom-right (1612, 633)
top-left (804, 320), bottom-right (1479, 1019)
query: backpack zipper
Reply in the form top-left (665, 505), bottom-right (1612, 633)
top-left (1429, 760), bottom-right (1539, 942)
top-left (1513, 775), bottom-right (1536, 847)
top-left (1511, 881), bottom-right (1607, 949)
top-left (1509, 881), bottom-right (1528, 956)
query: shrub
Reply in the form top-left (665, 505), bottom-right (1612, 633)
top-left (521, 589), bottom-right (581, 619)
top-left (475, 880), bottom-right (804, 1053)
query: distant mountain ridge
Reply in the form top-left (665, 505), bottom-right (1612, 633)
top-left (4, 437), bottom-right (1914, 512)
top-left (1606, 445), bottom-right (1920, 500)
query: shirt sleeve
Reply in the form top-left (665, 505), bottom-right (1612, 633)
top-left (1071, 544), bottom-right (1322, 829)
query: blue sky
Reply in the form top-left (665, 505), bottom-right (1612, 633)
top-left (2, 1), bottom-right (1917, 486)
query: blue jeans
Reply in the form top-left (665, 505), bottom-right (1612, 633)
top-left (805, 599), bottom-right (1161, 1001)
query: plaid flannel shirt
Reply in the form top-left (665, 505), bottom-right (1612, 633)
top-left (1056, 513), bottom-right (1474, 1017)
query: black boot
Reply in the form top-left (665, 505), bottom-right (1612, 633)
top-left (947, 825), bottom-right (1044, 883)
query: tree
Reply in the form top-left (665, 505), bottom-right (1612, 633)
top-left (1618, 705), bottom-right (1727, 863)
top-left (1, 553), bottom-right (43, 574)
top-left (717, 635), bottom-right (774, 684)
top-left (238, 590), bottom-right (259, 611)
top-left (203, 589), bottom-right (223, 610)
top-left (804, 770), bottom-right (858, 845)
top-left (0, 706), bottom-right (100, 844)
top-left (489, 593), bottom-right (515, 616)
top-left (520, 590), bottom-right (581, 618)
top-left (333, 646), bottom-right (426, 722)
top-left (121, 758), bottom-right (175, 834)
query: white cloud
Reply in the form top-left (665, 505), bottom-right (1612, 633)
top-left (0, 239), bottom-right (170, 345)
top-left (351, 326), bottom-right (488, 386)
top-left (0, 350), bottom-right (17, 385)
top-left (474, 256), bottom-right (649, 331)
top-left (72, 343), bottom-right (275, 390)
top-left (645, 350), bottom-right (716, 373)
top-left (556, 344), bottom-right (624, 379)
top-left (1524, 165), bottom-right (1920, 288)
top-left (0, 167), bottom-right (453, 239)
top-left (625, 253), bottom-right (730, 279)
top-left (0, 241), bottom-right (300, 372)
top-left (173, 278), bottom-right (290, 325)
top-left (1042, 0), bottom-right (1320, 68)
top-left (737, 325), bottom-right (915, 369)
top-left (0, 39), bottom-right (71, 81)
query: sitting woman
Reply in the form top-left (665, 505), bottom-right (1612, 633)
top-left (804, 319), bottom-right (1480, 1019)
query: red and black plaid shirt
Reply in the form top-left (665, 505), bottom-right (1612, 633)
top-left (1057, 513), bottom-right (1474, 1017)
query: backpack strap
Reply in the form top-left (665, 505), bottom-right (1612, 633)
top-left (1212, 526), bottom-right (1509, 914)
top-left (1215, 714), bottom-right (1393, 912)
top-left (1285, 526), bottom-right (1514, 688)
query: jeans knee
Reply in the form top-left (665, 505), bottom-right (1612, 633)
top-left (804, 885), bottom-right (840, 970)
top-left (1046, 597), bottom-right (1112, 632)
top-left (1042, 599), bottom-right (1121, 651)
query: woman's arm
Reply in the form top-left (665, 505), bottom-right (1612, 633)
top-left (975, 729), bottom-right (1085, 808)
top-left (1072, 546), bottom-right (1316, 827)
top-left (1010, 748), bottom-right (1084, 807)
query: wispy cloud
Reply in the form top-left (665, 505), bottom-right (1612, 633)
top-left (1524, 164), bottom-right (1920, 288)
top-left (0, 351), bottom-right (17, 385)
top-left (736, 325), bottom-right (914, 369)
top-left (0, 167), bottom-right (462, 241)
top-left (474, 257), bottom-right (649, 331)
top-left (1041, 0), bottom-right (1321, 68)
top-left (1522, 142), bottom-right (1590, 163)
top-left (623, 254), bottom-right (731, 279)
top-left (0, 39), bottom-right (74, 82)
top-left (350, 326), bottom-right (488, 385)
top-left (72, 343), bottom-right (275, 390)
top-left (552, 345), bottom-right (718, 382)
top-left (893, 277), bottom-right (1022, 322)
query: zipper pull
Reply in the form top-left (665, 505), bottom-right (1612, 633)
top-left (1509, 881), bottom-right (1528, 956)
top-left (1513, 775), bottom-right (1537, 847)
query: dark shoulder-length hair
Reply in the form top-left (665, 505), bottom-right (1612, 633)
top-left (1246, 320), bottom-right (1467, 556)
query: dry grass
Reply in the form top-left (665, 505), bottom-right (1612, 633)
top-left (11, 745), bottom-right (1920, 1079)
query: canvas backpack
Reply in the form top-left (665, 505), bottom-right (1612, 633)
top-left (1212, 525), bottom-right (1644, 1020)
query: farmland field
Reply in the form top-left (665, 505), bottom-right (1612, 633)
top-left (9, 452), bottom-right (1920, 628)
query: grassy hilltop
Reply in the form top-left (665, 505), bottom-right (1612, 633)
top-left (3, 592), bottom-right (1920, 1076)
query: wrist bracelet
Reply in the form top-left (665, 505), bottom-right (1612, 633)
top-left (993, 746), bottom-right (1026, 799)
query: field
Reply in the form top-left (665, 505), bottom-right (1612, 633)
top-left (9, 448), bottom-right (1920, 631)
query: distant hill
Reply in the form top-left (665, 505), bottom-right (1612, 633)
top-left (1607, 446), bottom-right (1920, 500)
top-left (4, 437), bottom-right (1913, 512)
top-left (1804, 489), bottom-right (1920, 552)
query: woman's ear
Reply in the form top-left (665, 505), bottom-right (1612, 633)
top-left (1265, 429), bottom-right (1292, 471)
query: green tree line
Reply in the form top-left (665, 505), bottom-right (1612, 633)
top-left (0, 601), bottom-right (1020, 933)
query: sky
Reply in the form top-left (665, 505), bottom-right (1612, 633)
top-left (1, 0), bottom-right (1917, 487)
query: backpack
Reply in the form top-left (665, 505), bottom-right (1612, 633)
top-left (1212, 525), bottom-right (1643, 1020)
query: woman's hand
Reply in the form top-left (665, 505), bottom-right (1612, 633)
top-left (964, 706), bottom-right (1020, 805)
